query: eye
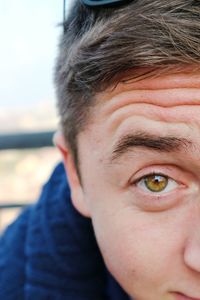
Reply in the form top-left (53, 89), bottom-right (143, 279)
top-left (136, 173), bottom-right (179, 194)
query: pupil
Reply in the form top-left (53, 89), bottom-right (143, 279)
top-left (154, 177), bottom-right (161, 184)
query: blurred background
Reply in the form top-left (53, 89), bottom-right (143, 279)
top-left (0, 0), bottom-right (71, 231)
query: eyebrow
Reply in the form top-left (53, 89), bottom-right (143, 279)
top-left (110, 131), bottom-right (192, 163)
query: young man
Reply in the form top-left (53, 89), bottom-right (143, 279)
top-left (1, 0), bottom-right (200, 299)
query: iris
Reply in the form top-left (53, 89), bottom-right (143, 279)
top-left (144, 175), bottom-right (168, 192)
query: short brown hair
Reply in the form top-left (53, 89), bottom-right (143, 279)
top-left (54, 0), bottom-right (200, 167)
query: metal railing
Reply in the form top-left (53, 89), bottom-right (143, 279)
top-left (0, 131), bottom-right (54, 150)
top-left (0, 130), bottom-right (55, 212)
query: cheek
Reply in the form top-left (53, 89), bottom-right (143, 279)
top-left (91, 206), bottom-right (183, 296)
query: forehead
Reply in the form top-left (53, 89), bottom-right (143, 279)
top-left (88, 67), bottom-right (200, 127)
top-left (77, 67), bottom-right (200, 163)
top-left (96, 66), bottom-right (200, 104)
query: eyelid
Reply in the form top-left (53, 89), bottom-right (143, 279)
top-left (134, 171), bottom-right (169, 184)
top-left (129, 166), bottom-right (189, 198)
top-left (128, 165), bottom-right (196, 211)
top-left (130, 165), bottom-right (186, 187)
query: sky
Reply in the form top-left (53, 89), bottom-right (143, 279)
top-left (0, 0), bottom-right (71, 110)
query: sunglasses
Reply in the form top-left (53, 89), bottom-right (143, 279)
top-left (63, 0), bottom-right (132, 32)
top-left (81, 0), bottom-right (131, 6)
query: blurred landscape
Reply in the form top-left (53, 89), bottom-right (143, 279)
top-left (0, 1), bottom-right (68, 232)
top-left (0, 103), bottom-right (61, 232)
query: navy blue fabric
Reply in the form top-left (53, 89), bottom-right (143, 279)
top-left (0, 163), bottom-right (130, 300)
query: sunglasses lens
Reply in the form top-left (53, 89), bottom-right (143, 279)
top-left (81, 0), bottom-right (127, 7)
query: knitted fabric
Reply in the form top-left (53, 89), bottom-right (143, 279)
top-left (0, 163), bottom-right (130, 300)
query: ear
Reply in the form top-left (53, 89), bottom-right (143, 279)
top-left (53, 131), bottom-right (91, 218)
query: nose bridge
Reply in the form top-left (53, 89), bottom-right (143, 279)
top-left (183, 202), bottom-right (200, 273)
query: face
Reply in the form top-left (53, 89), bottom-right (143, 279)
top-left (66, 67), bottom-right (200, 300)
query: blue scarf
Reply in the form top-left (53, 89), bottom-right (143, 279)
top-left (0, 163), bottom-right (130, 300)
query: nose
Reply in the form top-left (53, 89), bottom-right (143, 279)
top-left (184, 228), bottom-right (200, 273)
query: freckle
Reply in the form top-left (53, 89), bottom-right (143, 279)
top-left (131, 269), bottom-right (136, 275)
top-left (131, 269), bottom-right (140, 280)
top-left (98, 157), bottom-right (104, 163)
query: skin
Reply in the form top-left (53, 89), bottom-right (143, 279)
top-left (55, 66), bottom-right (200, 300)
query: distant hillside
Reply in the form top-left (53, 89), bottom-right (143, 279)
top-left (0, 102), bottom-right (61, 231)
top-left (0, 101), bottom-right (58, 133)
